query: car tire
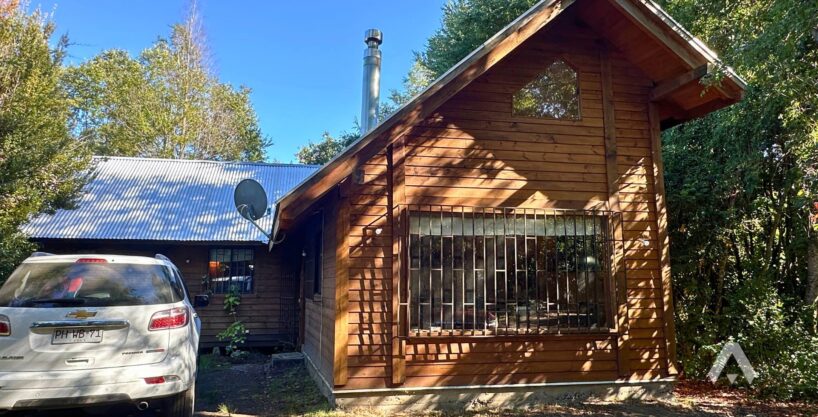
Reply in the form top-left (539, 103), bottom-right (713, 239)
top-left (162, 382), bottom-right (195, 417)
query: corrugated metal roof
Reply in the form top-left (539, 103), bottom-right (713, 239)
top-left (23, 157), bottom-right (320, 243)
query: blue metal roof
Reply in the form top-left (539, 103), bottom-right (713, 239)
top-left (23, 157), bottom-right (320, 243)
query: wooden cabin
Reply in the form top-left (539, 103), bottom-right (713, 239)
top-left (271, 0), bottom-right (746, 408)
top-left (24, 156), bottom-right (319, 348)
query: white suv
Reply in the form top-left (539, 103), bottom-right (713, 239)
top-left (0, 253), bottom-right (207, 416)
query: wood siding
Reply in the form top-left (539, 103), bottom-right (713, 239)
top-left (33, 240), bottom-right (299, 347)
top-left (301, 196), bottom-right (339, 387)
top-left (339, 18), bottom-right (672, 390)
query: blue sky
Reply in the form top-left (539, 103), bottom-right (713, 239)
top-left (29, 1), bottom-right (447, 162)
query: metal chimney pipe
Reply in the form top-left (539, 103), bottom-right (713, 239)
top-left (360, 28), bottom-right (382, 134)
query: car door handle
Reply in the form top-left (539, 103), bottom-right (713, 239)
top-left (30, 320), bottom-right (130, 333)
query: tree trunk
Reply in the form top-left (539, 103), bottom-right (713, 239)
top-left (808, 237), bottom-right (818, 305)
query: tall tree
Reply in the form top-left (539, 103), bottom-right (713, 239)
top-left (295, 130), bottom-right (359, 165)
top-left (419, 0), bottom-right (538, 78)
top-left (62, 6), bottom-right (269, 161)
top-left (0, 0), bottom-right (90, 280)
top-left (657, 0), bottom-right (818, 398)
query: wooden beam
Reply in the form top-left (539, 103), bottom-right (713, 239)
top-left (650, 64), bottom-right (712, 102)
top-left (388, 143), bottom-right (407, 386)
top-left (648, 102), bottom-right (679, 376)
top-left (608, 0), bottom-right (701, 68)
top-left (276, 0), bottom-right (573, 225)
top-left (332, 195), bottom-right (350, 386)
top-left (600, 47), bottom-right (630, 378)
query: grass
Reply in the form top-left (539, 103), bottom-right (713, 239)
top-left (217, 403), bottom-right (234, 416)
top-left (267, 366), bottom-right (335, 416)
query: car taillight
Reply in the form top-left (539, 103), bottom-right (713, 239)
top-left (144, 375), bottom-right (180, 384)
top-left (144, 376), bottom-right (165, 384)
top-left (76, 258), bottom-right (107, 263)
top-left (0, 315), bottom-right (9, 336)
top-left (148, 307), bottom-right (188, 331)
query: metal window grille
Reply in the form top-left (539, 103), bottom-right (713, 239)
top-left (208, 248), bottom-right (255, 294)
top-left (403, 205), bottom-right (620, 335)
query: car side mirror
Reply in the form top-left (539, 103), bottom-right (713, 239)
top-left (193, 294), bottom-right (210, 308)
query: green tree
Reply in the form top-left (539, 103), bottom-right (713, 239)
top-left (63, 7), bottom-right (269, 161)
top-left (379, 57), bottom-right (436, 117)
top-left (0, 1), bottom-right (90, 280)
top-left (295, 130), bottom-right (360, 165)
top-left (657, 0), bottom-right (818, 399)
top-left (419, 0), bottom-right (538, 78)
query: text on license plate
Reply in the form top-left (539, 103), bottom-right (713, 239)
top-left (52, 328), bottom-right (104, 344)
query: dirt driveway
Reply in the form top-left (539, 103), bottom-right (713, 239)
top-left (10, 354), bottom-right (818, 417)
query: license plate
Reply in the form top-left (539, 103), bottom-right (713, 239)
top-left (52, 328), bottom-right (104, 344)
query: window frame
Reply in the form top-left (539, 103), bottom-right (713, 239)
top-left (206, 247), bottom-right (256, 295)
top-left (510, 57), bottom-right (582, 122)
top-left (303, 211), bottom-right (324, 301)
top-left (400, 205), bottom-right (620, 338)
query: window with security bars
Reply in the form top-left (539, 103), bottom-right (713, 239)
top-left (406, 206), bottom-right (615, 335)
top-left (207, 248), bottom-right (254, 294)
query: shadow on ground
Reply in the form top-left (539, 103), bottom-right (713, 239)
top-left (7, 357), bottom-right (818, 417)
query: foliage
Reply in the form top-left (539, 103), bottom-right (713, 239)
top-left (378, 58), bottom-right (436, 117)
top-left (217, 284), bottom-right (248, 354)
top-left (511, 60), bottom-right (579, 120)
top-left (657, 0), bottom-right (818, 400)
top-left (61, 7), bottom-right (270, 161)
top-left (217, 321), bottom-right (247, 355)
top-left (419, 0), bottom-right (538, 78)
top-left (295, 130), bottom-right (359, 165)
top-left (222, 284), bottom-right (242, 314)
top-left (0, 1), bottom-right (90, 281)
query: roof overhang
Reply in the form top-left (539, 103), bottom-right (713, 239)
top-left (271, 0), bottom-right (746, 235)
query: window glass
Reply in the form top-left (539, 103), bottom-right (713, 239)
top-left (512, 59), bottom-right (580, 120)
top-left (0, 262), bottom-right (179, 307)
top-left (408, 209), bottom-right (610, 334)
top-left (207, 248), bottom-right (254, 294)
top-left (303, 212), bottom-right (324, 297)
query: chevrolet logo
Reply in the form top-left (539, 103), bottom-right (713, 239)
top-left (66, 310), bottom-right (97, 319)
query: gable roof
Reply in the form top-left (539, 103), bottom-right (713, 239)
top-left (271, 0), bottom-right (746, 235)
top-left (23, 157), bottom-right (319, 243)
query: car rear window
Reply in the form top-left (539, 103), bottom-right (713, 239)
top-left (0, 262), bottom-right (182, 307)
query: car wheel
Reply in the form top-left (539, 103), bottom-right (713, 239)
top-left (162, 382), bottom-right (195, 417)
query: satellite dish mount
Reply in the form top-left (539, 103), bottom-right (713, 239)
top-left (234, 179), bottom-right (271, 240)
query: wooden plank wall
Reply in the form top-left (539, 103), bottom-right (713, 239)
top-left (338, 18), bottom-right (671, 390)
top-left (301, 197), bottom-right (338, 386)
top-left (192, 245), bottom-right (298, 347)
top-left (35, 240), bottom-right (299, 347)
top-left (345, 148), bottom-right (394, 388)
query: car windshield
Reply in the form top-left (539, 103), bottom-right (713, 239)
top-left (0, 261), bottom-right (182, 307)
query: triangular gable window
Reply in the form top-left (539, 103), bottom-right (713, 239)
top-left (512, 59), bottom-right (580, 120)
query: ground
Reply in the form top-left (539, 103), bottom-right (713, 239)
top-left (11, 353), bottom-right (818, 417)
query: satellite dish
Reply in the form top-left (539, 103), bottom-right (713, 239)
top-left (234, 179), bottom-right (268, 221)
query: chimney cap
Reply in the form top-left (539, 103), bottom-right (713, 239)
top-left (364, 29), bottom-right (382, 47)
